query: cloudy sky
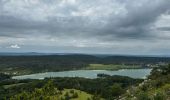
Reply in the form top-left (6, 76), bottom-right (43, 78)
top-left (0, 0), bottom-right (170, 55)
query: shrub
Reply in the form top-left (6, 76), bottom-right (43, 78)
top-left (154, 92), bottom-right (166, 100)
top-left (137, 92), bottom-right (151, 100)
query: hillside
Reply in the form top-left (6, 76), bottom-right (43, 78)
top-left (121, 65), bottom-right (170, 100)
top-left (0, 55), bottom-right (170, 75)
top-left (1, 64), bottom-right (170, 100)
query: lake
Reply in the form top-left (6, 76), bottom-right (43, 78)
top-left (12, 69), bottom-right (152, 80)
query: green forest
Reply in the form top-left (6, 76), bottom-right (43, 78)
top-left (0, 55), bottom-right (169, 100)
top-left (0, 64), bottom-right (170, 100)
top-left (0, 55), bottom-right (169, 75)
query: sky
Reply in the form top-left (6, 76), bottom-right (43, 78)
top-left (0, 0), bottom-right (170, 55)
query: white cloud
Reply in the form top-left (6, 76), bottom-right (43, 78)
top-left (9, 44), bottom-right (20, 49)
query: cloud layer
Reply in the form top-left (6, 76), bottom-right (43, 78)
top-left (0, 0), bottom-right (170, 55)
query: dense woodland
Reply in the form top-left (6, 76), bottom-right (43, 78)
top-left (0, 55), bottom-right (170, 75)
top-left (0, 74), bottom-right (142, 100)
top-left (122, 64), bottom-right (170, 100)
top-left (0, 55), bottom-right (170, 100)
top-left (0, 64), bottom-right (170, 100)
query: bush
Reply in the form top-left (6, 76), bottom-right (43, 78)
top-left (91, 95), bottom-right (101, 100)
top-left (70, 89), bottom-right (74, 94)
top-left (72, 92), bottom-right (78, 98)
top-left (137, 92), bottom-right (151, 100)
top-left (64, 92), bottom-right (70, 100)
top-left (110, 83), bottom-right (124, 96)
top-left (154, 92), bottom-right (166, 100)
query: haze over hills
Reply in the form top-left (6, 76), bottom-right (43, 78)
top-left (1, 52), bottom-right (170, 59)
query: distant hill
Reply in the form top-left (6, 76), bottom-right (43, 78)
top-left (0, 52), bottom-right (170, 64)
top-left (0, 52), bottom-right (170, 57)
top-left (0, 52), bottom-right (48, 56)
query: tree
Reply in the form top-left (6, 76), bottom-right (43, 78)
top-left (64, 92), bottom-right (70, 100)
top-left (110, 83), bottom-right (124, 97)
top-left (91, 94), bottom-right (101, 100)
top-left (42, 80), bottom-right (56, 95)
top-left (72, 92), bottom-right (78, 98)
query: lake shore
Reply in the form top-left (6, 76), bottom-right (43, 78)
top-left (12, 69), bottom-right (152, 80)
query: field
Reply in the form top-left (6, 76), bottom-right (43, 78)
top-left (40, 89), bottom-right (95, 100)
top-left (59, 89), bottom-right (94, 100)
top-left (3, 83), bottom-right (26, 89)
top-left (84, 64), bottom-right (141, 70)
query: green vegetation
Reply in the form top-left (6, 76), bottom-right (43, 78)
top-left (0, 55), bottom-right (170, 100)
top-left (121, 64), bottom-right (170, 100)
top-left (84, 64), bottom-right (141, 70)
top-left (0, 73), bottom-right (11, 81)
top-left (3, 83), bottom-right (25, 89)
top-left (9, 81), bottom-right (94, 100)
top-left (52, 76), bottom-right (142, 100)
top-left (0, 55), bottom-right (91, 75)
top-left (60, 89), bottom-right (93, 100)
top-left (0, 55), bottom-right (168, 75)
top-left (0, 75), bottom-right (142, 100)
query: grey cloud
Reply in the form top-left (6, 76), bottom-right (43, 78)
top-left (1, 0), bottom-right (169, 40)
top-left (0, 0), bottom-right (170, 54)
top-left (0, 0), bottom-right (169, 40)
top-left (100, 0), bottom-right (170, 39)
top-left (157, 27), bottom-right (170, 31)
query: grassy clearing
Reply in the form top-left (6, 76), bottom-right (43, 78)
top-left (0, 68), bottom-right (33, 76)
top-left (60, 89), bottom-right (93, 100)
top-left (3, 83), bottom-right (26, 89)
top-left (84, 64), bottom-right (141, 70)
top-left (48, 89), bottom-right (100, 100)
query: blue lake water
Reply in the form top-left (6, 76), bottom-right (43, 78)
top-left (12, 69), bottom-right (152, 80)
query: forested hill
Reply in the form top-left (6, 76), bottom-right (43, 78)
top-left (104, 56), bottom-right (170, 64)
top-left (121, 64), bottom-right (170, 100)
top-left (0, 54), bottom-right (170, 75)
top-left (0, 54), bottom-right (170, 64)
